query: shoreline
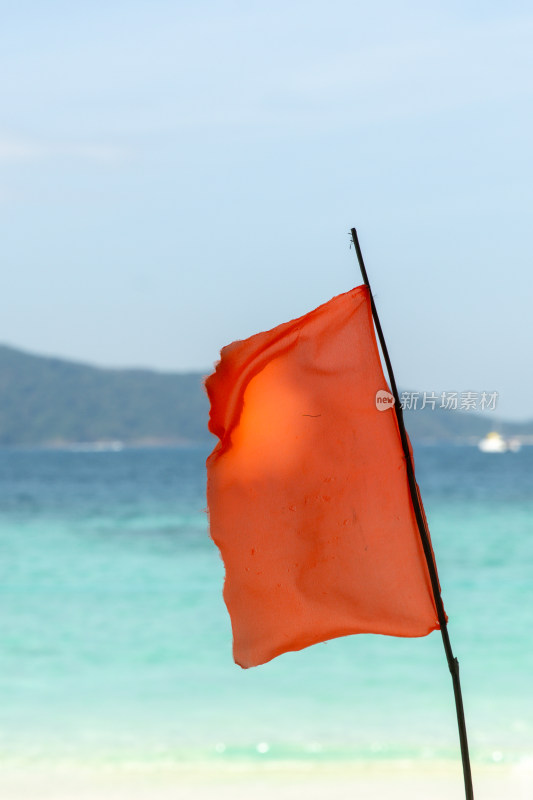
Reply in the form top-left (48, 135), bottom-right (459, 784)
top-left (0, 759), bottom-right (530, 800)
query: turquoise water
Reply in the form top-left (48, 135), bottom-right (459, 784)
top-left (0, 445), bottom-right (531, 767)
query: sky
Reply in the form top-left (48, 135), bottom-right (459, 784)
top-left (1, 1), bottom-right (532, 419)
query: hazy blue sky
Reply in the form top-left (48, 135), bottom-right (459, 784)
top-left (1, 1), bottom-right (532, 418)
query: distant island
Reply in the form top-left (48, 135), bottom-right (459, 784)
top-left (1, 344), bottom-right (532, 447)
top-left (0, 344), bottom-right (211, 447)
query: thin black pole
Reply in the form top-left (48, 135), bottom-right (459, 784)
top-left (350, 227), bottom-right (474, 800)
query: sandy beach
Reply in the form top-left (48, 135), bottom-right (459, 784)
top-left (0, 760), bottom-right (530, 800)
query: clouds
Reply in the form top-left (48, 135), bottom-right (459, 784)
top-left (2, 3), bottom-right (532, 142)
top-left (1, 2), bottom-right (532, 417)
top-left (290, 15), bottom-right (533, 110)
top-left (0, 136), bottom-right (127, 163)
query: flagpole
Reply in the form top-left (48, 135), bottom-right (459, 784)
top-left (350, 228), bottom-right (474, 800)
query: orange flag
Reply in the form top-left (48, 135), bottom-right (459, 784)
top-left (206, 286), bottom-right (440, 669)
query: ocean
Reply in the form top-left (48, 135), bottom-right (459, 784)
top-left (0, 444), bottom-right (531, 771)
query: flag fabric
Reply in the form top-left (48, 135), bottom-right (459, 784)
top-left (206, 286), bottom-right (441, 669)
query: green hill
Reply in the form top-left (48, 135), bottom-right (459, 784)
top-left (0, 344), bottom-right (211, 446)
top-left (0, 344), bottom-right (531, 446)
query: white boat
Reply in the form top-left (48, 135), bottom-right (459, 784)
top-left (478, 431), bottom-right (520, 453)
